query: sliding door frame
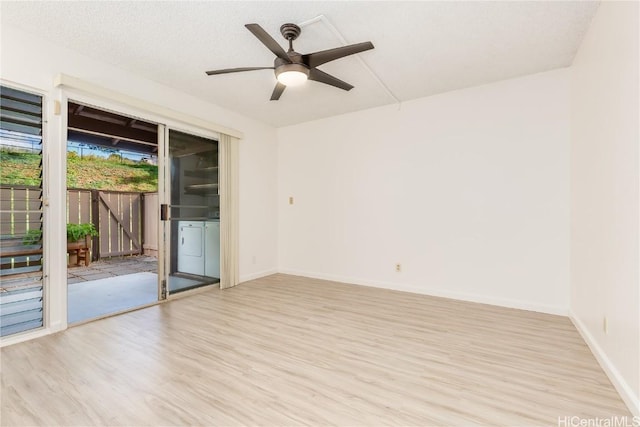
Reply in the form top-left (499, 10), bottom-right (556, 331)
top-left (57, 91), bottom-right (225, 299)
top-left (61, 90), bottom-right (223, 300)
top-left (157, 124), bottom-right (168, 301)
top-left (159, 126), bottom-right (222, 299)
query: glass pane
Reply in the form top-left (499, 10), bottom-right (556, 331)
top-left (167, 130), bottom-right (219, 293)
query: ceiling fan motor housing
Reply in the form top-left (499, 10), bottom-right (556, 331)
top-left (280, 23), bottom-right (301, 41)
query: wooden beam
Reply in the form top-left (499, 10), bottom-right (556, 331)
top-left (68, 115), bottom-right (157, 144)
top-left (68, 127), bottom-right (157, 148)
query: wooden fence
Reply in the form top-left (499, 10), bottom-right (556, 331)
top-left (142, 192), bottom-right (159, 257)
top-left (0, 186), bottom-right (42, 239)
top-left (0, 185), bottom-right (44, 273)
top-left (1, 186), bottom-right (157, 261)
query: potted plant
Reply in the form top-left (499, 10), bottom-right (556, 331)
top-left (67, 223), bottom-right (98, 266)
top-left (67, 223), bottom-right (98, 243)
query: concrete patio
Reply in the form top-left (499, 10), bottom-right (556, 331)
top-left (66, 255), bottom-right (219, 323)
top-left (67, 256), bottom-right (159, 324)
top-left (67, 255), bottom-right (157, 283)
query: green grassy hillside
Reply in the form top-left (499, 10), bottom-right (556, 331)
top-left (0, 150), bottom-right (158, 192)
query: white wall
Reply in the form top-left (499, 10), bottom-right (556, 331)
top-left (278, 68), bottom-right (570, 315)
top-left (569, 1), bottom-right (640, 415)
top-left (0, 24), bottom-right (279, 335)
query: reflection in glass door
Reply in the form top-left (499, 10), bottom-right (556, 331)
top-left (163, 130), bottom-right (220, 294)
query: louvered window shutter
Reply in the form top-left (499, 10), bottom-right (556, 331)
top-left (0, 85), bottom-right (45, 337)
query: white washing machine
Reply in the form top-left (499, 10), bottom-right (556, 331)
top-left (204, 220), bottom-right (220, 278)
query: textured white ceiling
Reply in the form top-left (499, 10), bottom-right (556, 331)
top-left (1, 1), bottom-right (599, 127)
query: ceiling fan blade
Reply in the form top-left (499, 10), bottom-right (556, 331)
top-left (245, 24), bottom-right (290, 62)
top-left (206, 67), bottom-right (274, 76)
top-left (303, 41), bottom-right (374, 68)
top-left (308, 68), bottom-right (354, 91)
top-left (270, 82), bottom-right (286, 101)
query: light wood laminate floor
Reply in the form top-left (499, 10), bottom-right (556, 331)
top-left (1, 274), bottom-right (631, 426)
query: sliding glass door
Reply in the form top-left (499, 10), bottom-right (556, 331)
top-left (160, 129), bottom-right (220, 295)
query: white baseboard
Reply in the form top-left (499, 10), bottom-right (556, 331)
top-left (0, 327), bottom-right (53, 348)
top-left (277, 269), bottom-right (568, 316)
top-left (570, 311), bottom-right (640, 416)
top-left (240, 268), bottom-right (278, 283)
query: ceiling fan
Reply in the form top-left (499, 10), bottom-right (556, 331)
top-left (205, 23), bottom-right (374, 101)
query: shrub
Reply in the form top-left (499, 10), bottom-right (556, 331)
top-left (22, 224), bottom-right (99, 245)
top-left (22, 229), bottom-right (43, 245)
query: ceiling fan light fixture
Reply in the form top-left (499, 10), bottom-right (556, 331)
top-left (277, 70), bottom-right (307, 86)
top-left (275, 64), bottom-right (310, 86)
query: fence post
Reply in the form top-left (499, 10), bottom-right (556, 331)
top-left (91, 189), bottom-right (100, 262)
top-left (140, 193), bottom-right (145, 256)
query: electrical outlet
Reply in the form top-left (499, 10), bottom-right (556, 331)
top-left (252, 255), bottom-right (257, 265)
top-left (289, 196), bottom-right (294, 205)
top-left (603, 316), bottom-right (608, 335)
top-left (395, 263), bottom-right (401, 272)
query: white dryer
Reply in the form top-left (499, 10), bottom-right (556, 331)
top-left (177, 221), bottom-right (205, 276)
top-left (177, 220), bottom-right (220, 278)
